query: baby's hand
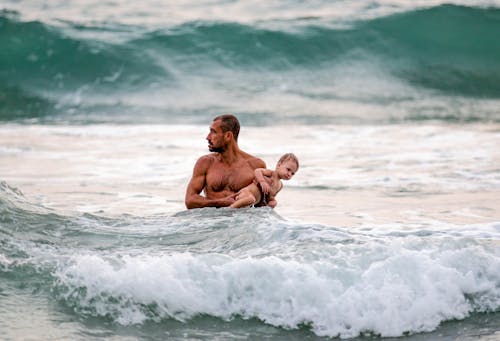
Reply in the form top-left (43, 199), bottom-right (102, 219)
top-left (260, 182), bottom-right (271, 194)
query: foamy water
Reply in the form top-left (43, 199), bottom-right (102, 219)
top-left (53, 236), bottom-right (500, 338)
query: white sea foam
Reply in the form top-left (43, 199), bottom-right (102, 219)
top-left (54, 235), bottom-right (500, 338)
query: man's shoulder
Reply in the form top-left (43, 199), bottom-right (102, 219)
top-left (243, 153), bottom-right (266, 169)
top-left (198, 153), bottom-right (217, 161)
top-left (195, 154), bottom-right (217, 168)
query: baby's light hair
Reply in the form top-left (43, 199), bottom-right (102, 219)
top-left (278, 153), bottom-right (299, 170)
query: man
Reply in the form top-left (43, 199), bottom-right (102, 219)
top-left (185, 114), bottom-right (266, 209)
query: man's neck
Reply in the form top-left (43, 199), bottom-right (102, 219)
top-left (218, 144), bottom-right (240, 164)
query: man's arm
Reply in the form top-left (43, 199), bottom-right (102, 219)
top-left (185, 156), bottom-right (234, 209)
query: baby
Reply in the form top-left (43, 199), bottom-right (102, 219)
top-left (230, 153), bottom-right (299, 208)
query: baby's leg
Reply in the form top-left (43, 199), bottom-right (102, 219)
top-left (230, 189), bottom-right (257, 208)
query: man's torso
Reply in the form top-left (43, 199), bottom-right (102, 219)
top-left (204, 156), bottom-right (257, 199)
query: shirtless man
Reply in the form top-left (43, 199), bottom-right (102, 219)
top-left (185, 114), bottom-right (266, 209)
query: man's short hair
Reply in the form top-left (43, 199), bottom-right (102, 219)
top-left (213, 114), bottom-right (240, 141)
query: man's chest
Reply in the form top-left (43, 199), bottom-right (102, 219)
top-left (206, 164), bottom-right (254, 192)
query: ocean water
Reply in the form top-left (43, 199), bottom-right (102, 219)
top-left (1, 1), bottom-right (500, 340)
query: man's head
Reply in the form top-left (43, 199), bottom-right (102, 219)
top-left (207, 114), bottom-right (240, 153)
top-left (214, 114), bottom-right (240, 141)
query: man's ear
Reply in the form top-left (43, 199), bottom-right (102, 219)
top-left (224, 131), bottom-right (233, 141)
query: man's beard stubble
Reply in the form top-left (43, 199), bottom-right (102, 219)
top-left (209, 145), bottom-right (225, 153)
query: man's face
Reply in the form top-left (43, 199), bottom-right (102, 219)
top-left (206, 120), bottom-right (226, 153)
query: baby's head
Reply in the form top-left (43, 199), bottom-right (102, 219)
top-left (276, 153), bottom-right (299, 180)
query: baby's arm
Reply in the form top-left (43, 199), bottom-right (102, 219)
top-left (266, 180), bottom-right (283, 208)
top-left (254, 168), bottom-right (273, 194)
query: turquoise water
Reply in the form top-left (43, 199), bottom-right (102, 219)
top-left (1, 1), bottom-right (500, 340)
top-left (1, 4), bottom-right (500, 124)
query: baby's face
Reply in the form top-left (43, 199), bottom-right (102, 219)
top-left (277, 160), bottom-right (298, 180)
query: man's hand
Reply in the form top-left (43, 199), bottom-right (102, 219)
top-left (218, 193), bottom-right (237, 207)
